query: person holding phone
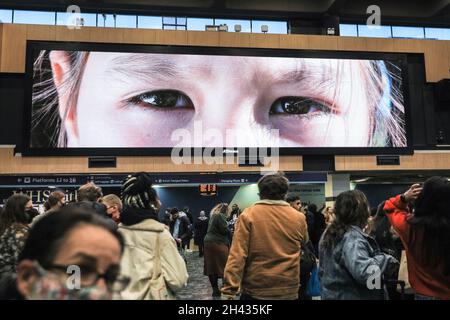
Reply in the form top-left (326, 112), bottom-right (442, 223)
top-left (384, 178), bottom-right (450, 300)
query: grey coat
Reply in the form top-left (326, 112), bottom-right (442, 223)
top-left (319, 226), bottom-right (398, 300)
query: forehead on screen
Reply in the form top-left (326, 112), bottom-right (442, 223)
top-left (87, 51), bottom-right (356, 82)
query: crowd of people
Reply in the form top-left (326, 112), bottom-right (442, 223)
top-left (0, 172), bottom-right (449, 300)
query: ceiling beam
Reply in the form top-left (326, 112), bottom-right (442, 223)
top-left (430, 0), bottom-right (450, 16)
top-left (326, 0), bottom-right (349, 15)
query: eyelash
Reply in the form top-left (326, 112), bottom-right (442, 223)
top-left (269, 96), bottom-right (335, 117)
top-left (126, 90), bottom-right (194, 110)
top-left (126, 90), bottom-right (335, 118)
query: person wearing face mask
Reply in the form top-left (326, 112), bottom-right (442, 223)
top-left (0, 206), bottom-right (128, 300)
top-left (31, 191), bottom-right (66, 227)
top-left (0, 194), bottom-right (32, 280)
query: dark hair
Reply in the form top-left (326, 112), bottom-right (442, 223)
top-left (0, 194), bottom-right (31, 235)
top-left (321, 190), bottom-right (370, 250)
top-left (20, 206), bottom-right (124, 268)
top-left (308, 203), bottom-right (318, 213)
top-left (370, 207), bottom-right (378, 217)
top-left (121, 172), bottom-right (158, 210)
top-left (43, 201), bottom-right (51, 211)
top-left (44, 191), bottom-right (65, 210)
top-left (257, 172), bottom-right (289, 200)
top-left (367, 201), bottom-right (395, 250)
top-left (286, 194), bottom-right (300, 203)
top-left (170, 207), bottom-right (179, 215)
top-left (408, 176), bottom-right (450, 275)
top-left (77, 182), bottom-right (102, 202)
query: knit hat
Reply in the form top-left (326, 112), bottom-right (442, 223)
top-left (121, 172), bottom-right (158, 210)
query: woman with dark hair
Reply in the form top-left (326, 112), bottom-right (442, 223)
top-left (368, 201), bottom-right (402, 261)
top-left (384, 177), bottom-right (450, 300)
top-left (368, 201), bottom-right (403, 299)
top-left (31, 191), bottom-right (65, 226)
top-left (118, 172), bottom-right (188, 300)
top-left (319, 190), bottom-right (398, 300)
top-left (308, 203), bottom-right (326, 255)
top-left (204, 203), bottom-right (231, 297)
top-left (0, 194), bottom-right (33, 279)
top-left (0, 206), bottom-right (128, 300)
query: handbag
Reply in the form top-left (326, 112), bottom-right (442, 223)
top-left (147, 232), bottom-right (176, 300)
top-left (306, 264), bottom-right (321, 297)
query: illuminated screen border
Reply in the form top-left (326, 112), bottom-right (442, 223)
top-left (21, 40), bottom-right (414, 156)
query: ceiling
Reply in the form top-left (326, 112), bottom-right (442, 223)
top-left (1, 0), bottom-right (450, 27)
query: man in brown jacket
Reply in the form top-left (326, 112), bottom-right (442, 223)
top-left (221, 172), bottom-right (309, 300)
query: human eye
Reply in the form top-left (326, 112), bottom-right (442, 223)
top-left (269, 96), bottom-right (331, 116)
top-left (127, 90), bottom-right (194, 109)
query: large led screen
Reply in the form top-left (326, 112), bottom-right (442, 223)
top-left (24, 41), bottom-right (411, 155)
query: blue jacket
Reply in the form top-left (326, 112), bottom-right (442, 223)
top-left (319, 226), bottom-right (397, 300)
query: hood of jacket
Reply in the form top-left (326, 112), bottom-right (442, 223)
top-left (120, 206), bottom-right (159, 226)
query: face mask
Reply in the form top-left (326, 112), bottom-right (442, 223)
top-left (25, 208), bottom-right (40, 223)
top-left (27, 267), bottom-right (112, 300)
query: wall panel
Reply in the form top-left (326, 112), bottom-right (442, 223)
top-left (0, 24), bottom-right (26, 72)
top-left (337, 37), bottom-right (367, 51)
top-left (26, 24), bottom-right (56, 41)
top-left (1, 24), bottom-right (450, 173)
top-left (365, 38), bottom-right (395, 52)
top-left (218, 32), bottom-right (251, 48)
top-left (308, 35), bottom-right (338, 50)
top-left (423, 40), bottom-right (450, 82)
top-left (278, 34), bottom-right (309, 49)
top-left (0, 148), bottom-right (302, 174)
top-left (0, 24), bottom-right (3, 68)
top-left (335, 153), bottom-right (450, 171)
top-left (188, 30), bottom-right (220, 46)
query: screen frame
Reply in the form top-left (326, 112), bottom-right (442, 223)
top-left (21, 40), bottom-right (414, 156)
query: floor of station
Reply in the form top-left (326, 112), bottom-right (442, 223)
top-left (177, 250), bottom-right (222, 300)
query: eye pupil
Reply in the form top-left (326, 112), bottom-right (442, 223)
top-left (131, 90), bottom-right (194, 109)
top-left (270, 96), bottom-right (327, 115)
top-left (146, 91), bottom-right (178, 108)
top-left (283, 99), bottom-right (310, 114)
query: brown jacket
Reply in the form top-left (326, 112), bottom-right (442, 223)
top-left (222, 200), bottom-right (309, 300)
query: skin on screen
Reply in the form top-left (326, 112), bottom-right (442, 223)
top-left (49, 51), bottom-right (375, 148)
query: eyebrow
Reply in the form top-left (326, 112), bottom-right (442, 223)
top-left (68, 252), bottom-right (98, 265)
top-left (275, 61), bottom-right (337, 85)
top-left (106, 53), bottom-right (188, 83)
top-left (107, 53), bottom-right (337, 88)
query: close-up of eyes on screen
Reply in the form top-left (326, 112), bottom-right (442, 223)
top-left (29, 46), bottom-right (407, 150)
